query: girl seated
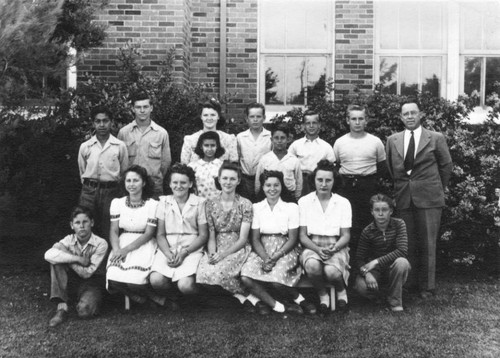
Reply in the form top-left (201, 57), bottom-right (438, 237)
top-left (241, 170), bottom-right (316, 315)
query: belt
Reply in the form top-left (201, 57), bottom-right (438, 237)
top-left (342, 174), bottom-right (376, 179)
top-left (83, 178), bottom-right (118, 189)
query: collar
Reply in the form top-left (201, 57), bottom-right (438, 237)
top-left (69, 233), bottom-right (99, 249)
top-left (240, 128), bottom-right (271, 138)
top-left (262, 198), bottom-right (285, 212)
top-left (86, 135), bottom-right (121, 147)
top-left (165, 193), bottom-right (202, 207)
top-left (404, 126), bottom-right (422, 136)
top-left (132, 120), bottom-right (160, 131)
top-left (196, 158), bottom-right (222, 167)
top-left (312, 192), bottom-right (337, 203)
top-left (366, 217), bottom-right (396, 232)
top-left (304, 136), bottom-right (320, 144)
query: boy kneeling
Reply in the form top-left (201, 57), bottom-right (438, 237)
top-left (44, 206), bottom-right (108, 327)
top-left (355, 194), bottom-right (411, 312)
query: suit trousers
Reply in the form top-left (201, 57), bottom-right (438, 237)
top-left (398, 204), bottom-right (442, 292)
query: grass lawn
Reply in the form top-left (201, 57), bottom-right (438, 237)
top-left (1, 262), bottom-right (499, 358)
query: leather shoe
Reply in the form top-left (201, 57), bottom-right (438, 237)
top-left (243, 300), bottom-right (256, 313)
top-left (256, 301), bottom-right (271, 315)
top-left (299, 300), bottom-right (317, 315)
top-left (285, 303), bottom-right (304, 315)
top-left (49, 309), bottom-right (67, 327)
top-left (337, 299), bottom-right (348, 311)
top-left (318, 303), bottom-right (330, 315)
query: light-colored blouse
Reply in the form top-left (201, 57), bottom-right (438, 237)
top-left (252, 199), bottom-right (299, 235)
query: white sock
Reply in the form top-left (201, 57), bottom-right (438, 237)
top-left (246, 294), bottom-right (259, 306)
top-left (294, 294), bottom-right (305, 305)
top-left (233, 293), bottom-right (246, 304)
top-left (57, 302), bottom-right (68, 311)
top-left (319, 293), bottom-right (330, 306)
top-left (273, 301), bottom-right (285, 312)
top-left (337, 289), bottom-right (348, 303)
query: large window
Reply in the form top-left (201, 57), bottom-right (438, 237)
top-left (259, 0), bottom-right (333, 112)
top-left (460, 1), bottom-right (500, 107)
top-left (375, 1), bottom-right (447, 97)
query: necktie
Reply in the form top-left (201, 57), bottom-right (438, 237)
top-left (404, 131), bottom-right (415, 172)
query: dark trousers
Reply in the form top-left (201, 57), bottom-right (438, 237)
top-left (339, 175), bottom-right (378, 260)
top-left (50, 264), bottom-right (104, 317)
top-left (399, 204), bottom-right (442, 292)
top-left (240, 174), bottom-right (256, 203)
top-left (79, 184), bottom-right (120, 241)
top-left (301, 172), bottom-right (314, 197)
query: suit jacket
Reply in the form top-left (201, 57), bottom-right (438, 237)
top-left (386, 127), bottom-right (452, 209)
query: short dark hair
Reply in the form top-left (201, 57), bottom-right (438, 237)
top-left (312, 159), bottom-right (343, 193)
top-left (70, 205), bottom-right (94, 221)
top-left (400, 98), bottom-right (421, 111)
top-left (194, 131), bottom-right (226, 159)
top-left (271, 123), bottom-right (290, 137)
top-left (302, 110), bottom-right (321, 123)
top-left (130, 92), bottom-right (151, 106)
top-left (256, 170), bottom-right (296, 203)
top-left (200, 98), bottom-right (226, 129)
top-left (121, 165), bottom-right (154, 200)
top-left (369, 193), bottom-right (396, 210)
top-left (244, 102), bottom-right (266, 117)
top-left (91, 105), bottom-right (112, 121)
top-left (166, 163), bottom-right (197, 194)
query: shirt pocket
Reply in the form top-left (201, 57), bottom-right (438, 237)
top-left (126, 140), bottom-right (137, 158)
top-left (148, 142), bottom-right (162, 159)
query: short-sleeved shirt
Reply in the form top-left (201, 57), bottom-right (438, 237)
top-left (181, 130), bottom-right (238, 164)
top-left (298, 192), bottom-right (352, 236)
top-left (155, 194), bottom-right (207, 251)
top-left (288, 136), bottom-right (336, 173)
top-left (236, 128), bottom-right (272, 176)
top-left (78, 135), bottom-right (128, 182)
top-left (117, 120), bottom-right (171, 187)
top-left (188, 158), bottom-right (222, 200)
top-left (333, 133), bottom-right (386, 176)
top-left (110, 197), bottom-right (158, 229)
top-left (254, 151), bottom-right (303, 199)
top-left (252, 199), bottom-right (299, 235)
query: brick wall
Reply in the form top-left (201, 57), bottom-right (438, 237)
top-left (334, 0), bottom-right (374, 100)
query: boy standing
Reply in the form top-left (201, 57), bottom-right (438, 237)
top-left (118, 92), bottom-right (172, 198)
top-left (288, 110), bottom-right (335, 197)
top-left (78, 106), bottom-right (128, 240)
top-left (237, 103), bottom-right (272, 202)
top-left (355, 194), bottom-right (411, 312)
top-left (45, 206), bottom-right (108, 327)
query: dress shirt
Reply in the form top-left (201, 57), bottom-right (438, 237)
top-left (254, 151), bottom-right (303, 199)
top-left (288, 136), bottom-right (336, 173)
top-left (236, 128), bottom-right (272, 176)
top-left (181, 130), bottom-right (238, 164)
top-left (298, 192), bottom-right (352, 236)
top-left (78, 135), bottom-right (128, 182)
top-left (44, 233), bottom-right (108, 278)
top-left (403, 126), bottom-right (422, 175)
top-left (251, 198), bottom-right (299, 234)
top-left (117, 120), bottom-right (171, 186)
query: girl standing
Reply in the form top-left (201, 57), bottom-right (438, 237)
top-left (188, 131), bottom-right (225, 200)
top-left (298, 160), bottom-right (351, 314)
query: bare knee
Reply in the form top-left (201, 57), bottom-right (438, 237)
top-left (324, 266), bottom-right (342, 283)
top-left (177, 277), bottom-right (198, 295)
top-left (241, 275), bottom-right (255, 289)
top-left (149, 272), bottom-right (170, 290)
top-left (304, 259), bottom-right (322, 276)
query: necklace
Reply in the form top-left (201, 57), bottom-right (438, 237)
top-left (126, 196), bottom-right (145, 208)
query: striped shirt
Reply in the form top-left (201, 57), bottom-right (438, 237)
top-left (356, 217), bottom-right (408, 269)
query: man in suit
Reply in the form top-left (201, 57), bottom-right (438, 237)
top-left (386, 101), bottom-right (452, 298)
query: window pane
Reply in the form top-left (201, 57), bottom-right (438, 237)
top-left (422, 57), bottom-right (441, 97)
top-left (420, 2), bottom-right (443, 50)
top-left (306, 57), bottom-right (327, 100)
top-left (287, 57), bottom-right (307, 105)
top-left (399, 4), bottom-right (419, 49)
top-left (485, 57), bottom-right (500, 97)
top-left (305, 4), bottom-right (329, 50)
top-left (378, 2), bottom-right (398, 49)
top-left (462, 3), bottom-right (483, 50)
top-left (464, 57), bottom-right (481, 96)
top-left (286, 2), bottom-right (307, 49)
top-left (261, 1), bottom-right (286, 49)
top-left (264, 57), bottom-right (285, 105)
top-left (401, 57), bottom-right (419, 96)
top-left (484, 3), bottom-right (500, 50)
top-left (379, 57), bottom-right (398, 94)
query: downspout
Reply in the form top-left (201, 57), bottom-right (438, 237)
top-left (219, 0), bottom-right (227, 111)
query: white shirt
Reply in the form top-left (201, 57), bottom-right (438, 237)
top-left (333, 133), bottom-right (386, 176)
top-left (236, 128), bottom-right (272, 176)
top-left (252, 199), bottom-right (299, 234)
top-left (298, 192), bottom-right (351, 236)
top-left (288, 136), bottom-right (336, 173)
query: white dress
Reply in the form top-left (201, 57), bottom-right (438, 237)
top-left (106, 197), bottom-right (158, 285)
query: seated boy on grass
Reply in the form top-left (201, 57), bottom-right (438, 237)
top-left (44, 206), bottom-right (108, 327)
top-left (354, 194), bottom-right (411, 312)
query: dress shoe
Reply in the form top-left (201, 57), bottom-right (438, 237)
top-left (318, 303), bottom-right (330, 316)
top-left (49, 309), bottom-right (67, 327)
top-left (256, 301), bottom-right (271, 315)
top-left (299, 300), bottom-right (317, 315)
top-left (242, 300), bottom-right (256, 313)
top-left (390, 305), bottom-right (404, 312)
top-left (285, 303), bottom-right (304, 315)
top-left (337, 299), bottom-right (348, 311)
